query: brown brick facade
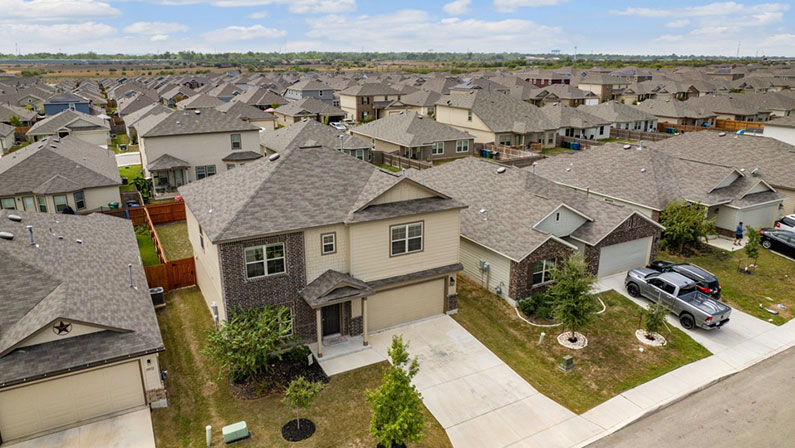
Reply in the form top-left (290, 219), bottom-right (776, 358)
top-left (509, 239), bottom-right (575, 301)
top-left (350, 315), bottom-right (363, 336)
top-left (583, 214), bottom-right (662, 275)
top-left (445, 293), bottom-right (459, 313)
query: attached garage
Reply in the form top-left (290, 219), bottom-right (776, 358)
top-left (367, 278), bottom-right (445, 332)
top-left (597, 236), bottom-right (653, 277)
top-left (0, 361), bottom-right (145, 443)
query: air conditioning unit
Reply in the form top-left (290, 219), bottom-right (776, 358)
top-left (149, 287), bottom-right (166, 308)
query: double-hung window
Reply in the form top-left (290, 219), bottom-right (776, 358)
top-left (245, 243), bottom-right (286, 279)
top-left (532, 258), bottom-right (555, 286)
top-left (456, 140), bottom-right (469, 153)
top-left (432, 142), bottom-right (444, 155)
top-left (37, 197), bottom-right (47, 212)
top-left (23, 197), bottom-right (35, 211)
top-left (74, 191), bottom-right (85, 210)
top-left (196, 165), bottom-right (216, 180)
top-left (321, 233), bottom-right (336, 255)
top-left (230, 133), bottom-right (241, 150)
top-left (390, 222), bottom-right (422, 256)
top-left (1, 198), bottom-right (15, 210)
top-left (467, 110), bottom-right (473, 121)
top-left (54, 195), bottom-right (68, 213)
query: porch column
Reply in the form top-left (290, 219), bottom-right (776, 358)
top-left (362, 297), bottom-right (368, 346)
top-left (316, 308), bottom-right (323, 358)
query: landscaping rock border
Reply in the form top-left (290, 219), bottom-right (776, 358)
top-left (557, 331), bottom-right (587, 349)
top-left (635, 329), bottom-right (667, 347)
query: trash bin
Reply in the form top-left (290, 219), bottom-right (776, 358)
top-left (480, 149), bottom-right (487, 157)
top-left (561, 141), bottom-right (569, 149)
top-left (486, 150), bottom-right (492, 159)
top-left (108, 201), bottom-right (120, 209)
top-left (573, 142), bottom-right (581, 151)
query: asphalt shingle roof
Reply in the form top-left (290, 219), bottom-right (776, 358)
top-left (352, 111), bottom-right (473, 147)
top-left (436, 89), bottom-right (556, 134)
top-left (141, 108), bottom-right (259, 138)
top-left (27, 109), bottom-right (109, 137)
top-left (260, 119), bottom-right (370, 153)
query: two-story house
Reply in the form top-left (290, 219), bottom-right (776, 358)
top-left (179, 146), bottom-right (465, 357)
top-left (577, 73), bottom-right (628, 102)
top-left (283, 79), bottom-right (335, 105)
top-left (338, 83), bottom-right (402, 122)
top-left (43, 92), bottom-right (91, 115)
top-left (581, 101), bottom-right (660, 132)
top-left (137, 108), bottom-right (261, 195)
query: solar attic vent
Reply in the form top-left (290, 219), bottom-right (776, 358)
top-left (496, 167), bottom-right (506, 174)
top-left (0, 231), bottom-right (13, 240)
top-left (8, 214), bottom-right (22, 222)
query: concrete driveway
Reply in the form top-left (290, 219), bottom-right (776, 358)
top-left (368, 316), bottom-right (601, 448)
top-left (9, 408), bottom-right (155, 448)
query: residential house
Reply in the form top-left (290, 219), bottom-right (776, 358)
top-left (122, 102), bottom-right (172, 144)
top-left (525, 84), bottom-right (599, 107)
top-left (207, 82), bottom-right (243, 102)
top-left (686, 95), bottom-right (770, 122)
top-left (350, 112), bottom-right (474, 161)
top-left (383, 90), bottom-right (441, 118)
top-left (216, 100), bottom-right (277, 130)
top-left (0, 210), bottom-right (164, 444)
top-left (518, 69), bottom-right (572, 88)
top-left (117, 91), bottom-right (160, 117)
top-left (435, 89), bottom-right (558, 149)
top-left (0, 136), bottom-right (121, 213)
top-left (43, 92), bottom-right (91, 115)
top-left (534, 141), bottom-right (785, 235)
top-left (577, 74), bottom-right (628, 102)
top-left (232, 87), bottom-right (287, 110)
top-left (0, 103), bottom-right (37, 127)
top-left (260, 119), bottom-right (372, 161)
top-left (609, 67), bottom-right (654, 83)
top-left (138, 109), bottom-right (261, 194)
top-left (283, 79), bottom-right (335, 104)
top-left (582, 101), bottom-right (659, 131)
top-left (159, 85), bottom-right (194, 107)
top-left (541, 103), bottom-right (612, 140)
top-left (338, 83), bottom-right (402, 122)
top-left (763, 115), bottom-right (795, 146)
top-left (176, 93), bottom-right (225, 110)
top-left (0, 122), bottom-right (15, 153)
top-left (26, 110), bottom-right (110, 146)
top-left (409, 158), bottom-right (662, 302)
top-left (272, 97), bottom-right (346, 127)
top-left (634, 98), bottom-right (717, 127)
top-left (178, 146), bottom-right (465, 356)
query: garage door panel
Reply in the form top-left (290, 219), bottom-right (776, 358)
top-left (0, 388), bottom-right (44, 440)
top-left (72, 368), bottom-right (115, 420)
top-left (368, 279), bottom-right (445, 332)
top-left (109, 362), bottom-right (146, 410)
top-left (598, 237), bottom-right (653, 278)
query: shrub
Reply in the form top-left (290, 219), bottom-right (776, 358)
top-left (548, 254), bottom-right (598, 340)
top-left (659, 201), bottom-right (715, 254)
top-left (284, 344), bottom-right (311, 363)
top-left (518, 292), bottom-right (554, 320)
top-left (643, 301), bottom-right (668, 338)
top-left (744, 226), bottom-right (761, 262)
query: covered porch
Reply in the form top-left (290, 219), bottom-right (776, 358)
top-left (147, 154), bottom-right (189, 197)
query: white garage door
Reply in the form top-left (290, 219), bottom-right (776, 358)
top-left (597, 236), bottom-right (653, 278)
top-left (0, 361), bottom-right (144, 442)
top-left (368, 279), bottom-right (445, 332)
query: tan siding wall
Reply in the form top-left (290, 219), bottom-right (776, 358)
top-left (74, 130), bottom-right (110, 147)
top-left (186, 206), bottom-right (226, 320)
top-left (369, 182), bottom-right (435, 205)
top-left (764, 126), bottom-right (795, 146)
top-left (459, 237), bottom-right (512, 299)
top-left (339, 95), bottom-right (358, 120)
top-left (84, 185), bottom-right (122, 210)
top-left (18, 322), bottom-right (105, 349)
top-left (533, 207), bottom-right (589, 237)
top-left (304, 224), bottom-right (350, 283)
top-left (349, 209), bottom-right (460, 282)
top-left (435, 105), bottom-right (497, 143)
top-left (778, 187), bottom-right (795, 215)
top-left (367, 278), bottom-right (445, 331)
top-left (140, 354), bottom-right (162, 392)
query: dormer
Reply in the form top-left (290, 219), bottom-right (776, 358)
top-left (533, 204), bottom-right (593, 238)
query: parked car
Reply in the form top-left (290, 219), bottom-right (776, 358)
top-left (647, 261), bottom-right (721, 300)
top-left (775, 214), bottom-right (795, 233)
top-left (330, 122), bottom-right (346, 131)
top-left (760, 228), bottom-right (795, 258)
top-left (625, 268), bottom-right (731, 330)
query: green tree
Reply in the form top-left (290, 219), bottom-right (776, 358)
top-left (643, 301), bottom-right (668, 339)
top-left (202, 305), bottom-right (295, 382)
top-left (366, 336), bottom-right (424, 448)
top-left (744, 225), bottom-right (761, 263)
top-left (659, 201), bottom-right (716, 254)
top-left (548, 253), bottom-right (598, 342)
top-left (282, 377), bottom-right (325, 431)
top-left (8, 114), bottom-right (22, 127)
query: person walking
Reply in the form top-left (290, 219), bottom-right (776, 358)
top-left (734, 221), bottom-right (744, 246)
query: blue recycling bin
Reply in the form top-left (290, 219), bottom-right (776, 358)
top-left (573, 142), bottom-right (581, 150)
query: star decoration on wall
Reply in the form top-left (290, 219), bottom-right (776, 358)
top-left (52, 320), bottom-right (72, 335)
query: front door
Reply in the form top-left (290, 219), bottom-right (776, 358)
top-left (175, 169), bottom-right (184, 186)
top-left (322, 304), bottom-right (341, 336)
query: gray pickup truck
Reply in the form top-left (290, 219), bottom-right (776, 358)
top-left (625, 268), bottom-right (731, 330)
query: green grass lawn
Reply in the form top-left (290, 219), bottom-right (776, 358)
top-left (155, 221), bottom-right (193, 261)
top-left (109, 134), bottom-right (134, 154)
top-left (6, 141), bottom-right (31, 154)
top-left (541, 146), bottom-right (575, 155)
top-left (658, 247), bottom-right (795, 325)
top-left (452, 275), bottom-right (710, 414)
top-left (601, 138), bottom-right (635, 143)
top-left (119, 164), bottom-right (141, 192)
top-left (152, 288), bottom-right (452, 448)
top-left (135, 226), bottom-right (160, 266)
top-left (377, 163), bottom-right (401, 172)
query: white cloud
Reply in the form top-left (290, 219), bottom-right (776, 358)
top-left (443, 0), bottom-right (471, 15)
top-left (0, 0), bottom-right (120, 24)
top-left (666, 19), bottom-right (690, 28)
top-left (611, 2), bottom-right (789, 17)
top-left (305, 10), bottom-right (566, 52)
top-left (151, 34), bottom-right (170, 41)
top-left (493, 0), bottom-right (567, 13)
top-left (124, 22), bottom-right (189, 35)
top-left (0, 22), bottom-right (114, 52)
top-left (248, 10), bottom-right (269, 18)
top-left (202, 24), bottom-right (287, 42)
top-left (137, 0), bottom-right (356, 13)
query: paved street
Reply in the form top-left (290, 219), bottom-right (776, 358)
top-left (587, 346), bottom-right (795, 448)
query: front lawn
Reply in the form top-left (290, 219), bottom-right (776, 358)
top-left (119, 164), bottom-right (141, 192)
top-left (452, 275), bottom-right (710, 414)
top-left (152, 288), bottom-right (452, 448)
top-left (155, 221), bottom-right (193, 260)
top-left (658, 247), bottom-right (795, 325)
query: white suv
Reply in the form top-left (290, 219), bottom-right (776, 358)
top-left (776, 214), bottom-right (795, 232)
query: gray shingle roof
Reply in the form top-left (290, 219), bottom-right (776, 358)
top-left (215, 100), bottom-right (274, 120)
top-left (436, 89), bottom-right (556, 134)
top-left (221, 151), bottom-right (262, 161)
top-left (46, 92), bottom-right (89, 104)
top-left (0, 136), bottom-right (121, 196)
top-left (148, 153), bottom-right (191, 171)
top-left (339, 83), bottom-right (400, 97)
top-left (274, 97), bottom-right (345, 118)
top-left (176, 93), bottom-right (225, 109)
top-left (232, 87), bottom-right (286, 107)
top-left (178, 145), bottom-right (463, 243)
top-left (581, 101), bottom-right (659, 123)
top-left (394, 89), bottom-right (441, 107)
top-left (300, 270), bottom-right (374, 308)
top-left (0, 103), bottom-right (36, 123)
top-left (289, 79), bottom-right (332, 91)
top-left (27, 109), bottom-right (109, 137)
top-left (0, 210), bottom-right (164, 387)
top-left (634, 98), bottom-right (715, 119)
top-left (540, 103), bottom-right (611, 129)
top-left (766, 115), bottom-right (795, 129)
top-left (0, 122), bottom-right (13, 137)
top-left (260, 119), bottom-right (370, 153)
top-left (141, 108), bottom-right (259, 138)
top-left (352, 111), bottom-right (473, 147)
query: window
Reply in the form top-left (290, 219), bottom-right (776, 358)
top-left (532, 258), bottom-right (555, 285)
top-left (432, 142), bottom-right (444, 155)
top-left (427, 107), bottom-right (435, 115)
top-left (456, 140), bottom-right (469, 153)
top-left (227, 164), bottom-right (235, 170)
top-left (355, 149), bottom-right (364, 160)
top-left (498, 135), bottom-right (512, 146)
top-left (361, 96), bottom-right (370, 105)
top-left (245, 243), bottom-right (286, 279)
top-left (321, 233), bottom-right (336, 255)
top-left (37, 197), bottom-right (47, 212)
top-left (23, 196), bottom-right (35, 211)
top-left (599, 126), bottom-right (605, 135)
top-left (68, 103), bottom-right (76, 111)
top-left (230, 133), bottom-right (241, 150)
top-left (54, 195), bottom-right (68, 213)
top-left (1, 198), bottom-right (15, 210)
top-left (196, 165), bottom-right (216, 180)
top-left (390, 222), bottom-right (423, 256)
top-left (73, 191), bottom-right (85, 210)
top-left (467, 110), bottom-right (473, 121)
top-left (199, 225), bottom-right (204, 250)
top-left (547, 132), bottom-right (554, 144)
top-left (555, 212), bottom-right (560, 222)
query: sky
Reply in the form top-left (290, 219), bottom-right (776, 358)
top-left (0, 0), bottom-right (793, 56)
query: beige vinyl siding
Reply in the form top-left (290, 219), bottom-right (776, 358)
top-left (73, 129), bottom-right (110, 147)
top-left (83, 185), bottom-right (122, 210)
top-left (715, 172), bottom-right (741, 189)
top-left (367, 278), bottom-right (445, 331)
top-left (369, 181), bottom-right (435, 205)
top-left (339, 94), bottom-right (358, 120)
top-left (778, 187), bottom-right (795, 215)
top-left (17, 322), bottom-right (105, 349)
top-left (708, 205), bottom-right (738, 231)
top-left (349, 209), bottom-right (460, 283)
top-left (304, 224), bottom-right (350, 283)
top-left (533, 207), bottom-right (589, 237)
top-left (186, 206), bottom-right (226, 321)
top-left (745, 182), bottom-right (772, 195)
top-left (434, 105), bottom-right (497, 143)
top-left (764, 125), bottom-right (795, 146)
top-left (459, 237), bottom-right (512, 300)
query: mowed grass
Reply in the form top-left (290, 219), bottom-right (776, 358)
top-left (377, 163), bottom-right (401, 172)
top-left (155, 221), bottom-right (193, 261)
top-left (119, 164), bottom-right (141, 192)
top-left (452, 275), bottom-right (710, 414)
top-left (658, 247), bottom-right (795, 325)
top-left (135, 227), bottom-right (160, 266)
top-left (541, 146), bottom-right (575, 155)
top-left (152, 288), bottom-right (452, 448)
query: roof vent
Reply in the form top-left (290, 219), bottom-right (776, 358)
top-left (194, 110), bottom-right (201, 115)
top-left (718, 132), bottom-right (726, 137)
top-left (26, 225), bottom-right (35, 246)
top-left (496, 167), bottom-right (506, 174)
top-left (623, 144), bottom-right (631, 150)
top-left (76, 239), bottom-right (83, 245)
top-left (176, 120), bottom-right (181, 126)
top-left (641, 168), bottom-right (647, 173)
top-left (8, 214), bottom-right (22, 222)
top-left (0, 231), bottom-right (13, 240)
top-left (751, 168), bottom-right (759, 176)
top-left (268, 153), bottom-right (280, 162)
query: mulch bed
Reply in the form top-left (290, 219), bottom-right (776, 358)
top-left (281, 418), bottom-right (315, 442)
top-left (229, 356), bottom-right (329, 400)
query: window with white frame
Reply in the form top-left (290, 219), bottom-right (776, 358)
top-left (321, 233), bottom-right (336, 255)
top-left (227, 164), bottom-right (235, 170)
top-left (498, 134), bottom-right (512, 146)
top-left (1, 198), bottom-right (15, 210)
top-left (390, 222), bottom-right (422, 256)
top-left (432, 142), bottom-right (444, 155)
top-left (74, 191), bottom-right (86, 210)
top-left (54, 195), bottom-right (68, 213)
top-left (532, 258), bottom-right (555, 285)
top-left (230, 133), bottom-right (242, 150)
top-left (37, 197), bottom-right (47, 212)
top-left (245, 243), bottom-right (286, 279)
top-left (355, 149), bottom-right (365, 160)
top-left (467, 110), bottom-right (473, 121)
top-left (196, 165), bottom-right (216, 180)
top-left (23, 197), bottom-right (35, 211)
top-left (456, 140), bottom-right (469, 153)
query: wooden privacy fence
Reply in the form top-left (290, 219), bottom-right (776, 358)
top-left (609, 128), bottom-right (672, 142)
top-left (715, 119), bottom-right (764, 131)
top-left (659, 120), bottom-right (764, 135)
top-left (144, 258), bottom-right (196, 292)
top-left (382, 152), bottom-right (433, 170)
top-left (559, 136), bottom-right (605, 150)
